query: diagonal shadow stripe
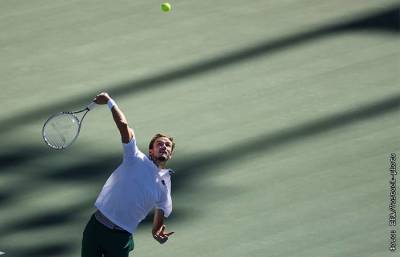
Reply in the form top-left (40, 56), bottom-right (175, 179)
top-left (171, 93), bottom-right (400, 188)
top-left (0, 94), bottom-right (398, 257)
top-left (1, 93), bottom-right (399, 205)
top-left (6, 242), bottom-right (76, 257)
top-left (1, 6), bottom-right (398, 257)
top-left (0, 6), bottom-right (398, 136)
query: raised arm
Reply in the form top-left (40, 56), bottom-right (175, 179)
top-left (94, 92), bottom-right (134, 143)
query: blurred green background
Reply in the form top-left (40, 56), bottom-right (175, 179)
top-left (0, 1), bottom-right (399, 256)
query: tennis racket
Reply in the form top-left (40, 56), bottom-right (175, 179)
top-left (42, 102), bottom-right (97, 150)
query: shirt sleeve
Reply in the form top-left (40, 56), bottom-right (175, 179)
top-left (122, 137), bottom-right (140, 161)
top-left (155, 177), bottom-right (173, 217)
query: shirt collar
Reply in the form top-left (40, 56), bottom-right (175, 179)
top-left (159, 168), bottom-right (174, 177)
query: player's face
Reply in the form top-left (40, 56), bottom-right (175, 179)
top-left (150, 137), bottom-right (173, 162)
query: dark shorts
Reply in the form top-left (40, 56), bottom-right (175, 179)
top-left (81, 214), bottom-right (134, 257)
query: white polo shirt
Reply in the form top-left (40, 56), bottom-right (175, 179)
top-left (94, 138), bottom-right (173, 234)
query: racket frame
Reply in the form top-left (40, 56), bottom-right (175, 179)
top-left (42, 102), bottom-right (95, 150)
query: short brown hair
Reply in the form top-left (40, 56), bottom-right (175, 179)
top-left (149, 133), bottom-right (175, 151)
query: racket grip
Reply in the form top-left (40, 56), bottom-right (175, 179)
top-left (87, 102), bottom-right (97, 111)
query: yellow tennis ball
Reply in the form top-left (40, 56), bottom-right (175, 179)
top-left (161, 3), bottom-right (171, 12)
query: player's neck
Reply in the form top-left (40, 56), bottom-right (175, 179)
top-left (150, 156), bottom-right (167, 170)
top-left (156, 159), bottom-right (168, 169)
top-left (157, 162), bottom-right (167, 169)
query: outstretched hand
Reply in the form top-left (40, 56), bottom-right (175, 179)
top-left (93, 92), bottom-right (111, 105)
top-left (153, 225), bottom-right (174, 244)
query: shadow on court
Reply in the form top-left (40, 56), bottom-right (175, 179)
top-left (12, 243), bottom-right (76, 257)
top-left (0, 5), bottom-right (397, 136)
top-left (1, 91), bottom-right (400, 256)
top-left (1, 91), bottom-right (399, 205)
top-left (0, 5), bottom-right (399, 257)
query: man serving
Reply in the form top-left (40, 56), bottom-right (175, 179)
top-left (81, 92), bottom-right (175, 257)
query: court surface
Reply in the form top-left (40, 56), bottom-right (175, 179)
top-left (0, 1), bottom-right (399, 256)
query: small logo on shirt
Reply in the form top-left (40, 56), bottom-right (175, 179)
top-left (161, 180), bottom-right (166, 186)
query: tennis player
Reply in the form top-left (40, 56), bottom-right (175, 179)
top-left (81, 92), bottom-right (175, 257)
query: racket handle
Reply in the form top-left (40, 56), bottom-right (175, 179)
top-left (87, 102), bottom-right (97, 111)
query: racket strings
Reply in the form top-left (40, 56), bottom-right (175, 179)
top-left (49, 123), bottom-right (67, 148)
top-left (43, 113), bottom-right (80, 149)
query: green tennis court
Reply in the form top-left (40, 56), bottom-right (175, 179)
top-left (0, 1), bottom-right (399, 256)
